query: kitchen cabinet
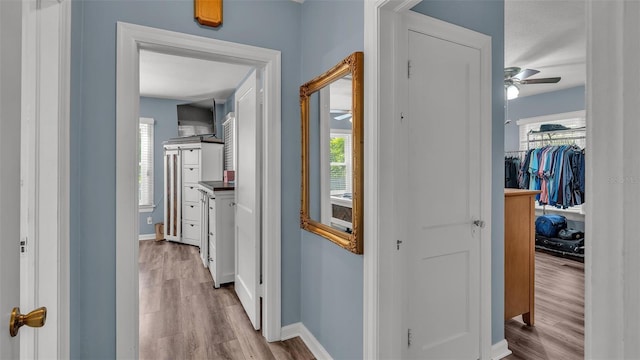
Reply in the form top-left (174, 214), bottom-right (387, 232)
top-left (199, 182), bottom-right (235, 288)
top-left (163, 140), bottom-right (223, 246)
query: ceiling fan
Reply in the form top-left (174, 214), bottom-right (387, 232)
top-left (333, 110), bottom-right (352, 121)
top-left (504, 67), bottom-right (561, 100)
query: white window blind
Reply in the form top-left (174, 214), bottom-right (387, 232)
top-left (329, 131), bottom-right (352, 197)
top-left (139, 118), bottom-right (154, 210)
top-left (223, 113), bottom-right (235, 171)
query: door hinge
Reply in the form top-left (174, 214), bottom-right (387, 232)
top-left (408, 328), bottom-right (412, 347)
top-left (20, 237), bottom-right (27, 254)
top-left (396, 239), bottom-right (403, 250)
top-left (408, 60), bottom-right (412, 78)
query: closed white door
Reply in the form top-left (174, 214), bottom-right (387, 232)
top-left (234, 69), bottom-right (261, 330)
top-left (400, 15), bottom-right (490, 359)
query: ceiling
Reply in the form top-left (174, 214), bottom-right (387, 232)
top-left (139, 50), bottom-right (253, 105)
top-left (505, 0), bottom-right (586, 98)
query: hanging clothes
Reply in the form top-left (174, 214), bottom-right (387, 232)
top-left (505, 156), bottom-right (521, 189)
top-left (517, 145), bottom-right (585, 208)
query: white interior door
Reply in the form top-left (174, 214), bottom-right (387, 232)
top-left (234, 69), bottom-right (261, 330)
top-left (1, 0), bottom-right (23, 357)
top-left (2, 0), bottom-right (68, 358)
top-left (399, 18), bottom-right (487, 359)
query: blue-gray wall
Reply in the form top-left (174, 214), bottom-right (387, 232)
top-left (299, 0), bottom-right (364, 359)
top-left (411, 0), bottom-right (505, 345)
top-left (505, 85), bottom-right (585, 152)
top-left (138, 97), bottom-right (181, 235)
top-left (70, 1), bottom-right (302, 357)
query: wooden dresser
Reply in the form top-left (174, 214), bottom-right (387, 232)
top-left (504, 189), bottom-right (540, 325)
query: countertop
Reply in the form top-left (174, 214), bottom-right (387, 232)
top-left (504, 188), bottom-right (541, 197)
top-left (164, 135), bottom-right (224, 145)
top-left (199, 181), bottom-right (235, 192)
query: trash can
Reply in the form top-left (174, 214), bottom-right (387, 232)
top-left (154, 223), bottom-right (164, 241)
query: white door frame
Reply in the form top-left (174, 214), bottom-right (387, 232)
top-left (363, 1), bottom-right (492, 358)
top-left (115, 22), bottom-right (282, 358)
top-left (585, 2), bottom-right (640, 358)
top-left (19, 0), bottom-right (71, 358)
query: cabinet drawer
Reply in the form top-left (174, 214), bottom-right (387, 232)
top-left (183, 185), bottom-right (200, 203)
top-left (182, 221), bottom-right (200, 240)
top-left (182, 202), bottom-right (200, 221)
top-left (183, 166), bottom-right (200, 183)
top-left (182, 148), bottom-right (200, 165)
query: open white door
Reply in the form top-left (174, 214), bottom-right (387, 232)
top-left (398, 13), bottom-right (492, 359)
top-left (234, 69), bottom-right (262, 330)
top-left (1, 0), bottom-right (69, 358)
top-left (1, 0), bottom-right (23, 357)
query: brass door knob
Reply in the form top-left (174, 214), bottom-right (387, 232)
top-left (10, 307), bottom-right (47, 337)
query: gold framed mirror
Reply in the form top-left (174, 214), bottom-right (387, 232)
top-left (300, 51), bottom-right (363, 254)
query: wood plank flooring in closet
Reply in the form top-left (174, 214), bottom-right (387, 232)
top-left (139, 240), bottom-right (315, 360)
top-left (505, 250), bottom-right (584, 360)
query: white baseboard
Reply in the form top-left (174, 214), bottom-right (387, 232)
top-left (492, 339), bottom-right (512, 360)
top-left (281, 322), bottom-right (333, 360)
top-left (139, 234), bottom-right (156, 241)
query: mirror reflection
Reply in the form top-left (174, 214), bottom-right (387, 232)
top-left (320, 77), bottom-right (353, 231)
top-left (300, 51), bottom-right (363, 254)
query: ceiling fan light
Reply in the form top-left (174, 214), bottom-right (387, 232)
top-left (506, 84), bottom-right (519, 100)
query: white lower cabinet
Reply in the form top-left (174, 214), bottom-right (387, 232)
top-left (198, 187), bottom-right (235, 288)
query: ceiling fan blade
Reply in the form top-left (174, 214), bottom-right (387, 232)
top-left (335, 113), bottom-right (352, 121)
top-left (520, 77), bottom-right (561, 84)
top-left (513, 68), bottom-right (540, 81)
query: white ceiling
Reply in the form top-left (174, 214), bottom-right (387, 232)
top-left (139, 50), bottom-right (253, 104)
top-left (505, 0), bottom-right (586, 98)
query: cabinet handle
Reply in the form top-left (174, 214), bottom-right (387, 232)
top-left (229, 202), bottom-right (236, 207)
top-left (209, 207), bottom-right (213, 210)
top-left (190, 224), bottom-right (194, 227)
top-left (189, 149), bottom-right (194, 152)
top-left (209, 232), bottom-right (213, 236)
top-left (190, 205), bottom-right (194, 208)
top-left (189, 168), bottom-right (194, 171)
top-left (190, 186), bottom-right (194, 189)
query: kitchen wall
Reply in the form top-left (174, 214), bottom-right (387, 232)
top-left (299, 0), bottom-right (364, 358)
top-left (70, 1), bottom-right (302, 357)
top-left (410, 0), bottom-right (506, 345)
top-left (505, 85), bottom-right (586, 152)
top-left (137, 97), bottom-right (181, 236)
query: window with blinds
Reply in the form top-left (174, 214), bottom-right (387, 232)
top-left (223, 113), bottom-right (235, 170)
top-left (329, 131), bottom-right (352, 197)
top-left (139, 118), bottom-right (155, 210)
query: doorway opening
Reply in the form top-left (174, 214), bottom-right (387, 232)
top-left (115, 22), bottom-right (283, 358)
top-left (503, 1), bottom-right (586, 358)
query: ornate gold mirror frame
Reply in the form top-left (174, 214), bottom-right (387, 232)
top-left (300, 52), bottom-right (364, 254)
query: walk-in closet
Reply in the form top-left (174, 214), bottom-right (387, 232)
top-left (503, 1), bottom-right (586, 359)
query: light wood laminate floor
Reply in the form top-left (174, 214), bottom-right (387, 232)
top-left (505, 251), bottom-right (584, 360)
top-left (139, 240), bottom-right (315, 360)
